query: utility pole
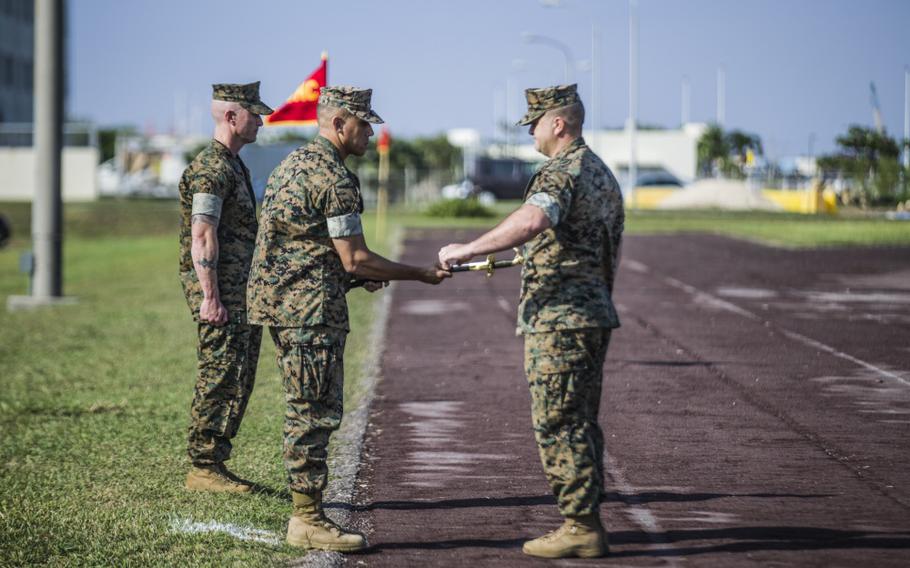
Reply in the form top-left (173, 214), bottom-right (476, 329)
top-left (681, 75), bottom-right (691, 126)
top-left (904, 66), bottom-right (909, 169)
top-left (33, 0), bottom-right (64, 299)
top-left (716, 66), bottom-right (726, 126)
top-left (591, 24), bottom-right (599, 132)
top-left (10, 0), bottom-right (74, 311)
top-left (522, 32), bottom-right (574, 84)
top-left (627, 0), bottom-right (638, 207)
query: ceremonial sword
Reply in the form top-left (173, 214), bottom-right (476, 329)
top-left (349, 248), bottom-right (525, 289)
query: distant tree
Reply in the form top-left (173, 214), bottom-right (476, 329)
top-left (697, 125), bottom-right (764, 179)
top-left (267, 129), bottom-right (311, 146)
top-left (818, 125), bottom-right (907, 206)
top-left (348, 134), bottom-right (461, 176)
top-left (725, 130), bottom-right (763, 162)
top-left (414, 134), bottom-right (461, 172)
top-left (697, 125), bottom-right (728, 177)
top-left (835, 125), bottom-right (899, 162)
top-left (98, 126), bottom-right (137, 163)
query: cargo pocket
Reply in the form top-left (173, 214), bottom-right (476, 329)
top-left (529, 349), bottom-right (592, 432)
top-left (287, 343), bottom-right (334, 403)
top-left (535, 349), bottom-right (591, 374)
top-left (192, 376), bottom-right (238, 437)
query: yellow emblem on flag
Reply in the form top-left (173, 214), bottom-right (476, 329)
top-left (290, 79), bottom-right (321, 103)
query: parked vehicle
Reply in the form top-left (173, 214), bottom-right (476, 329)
top-left (469, 157), bottom-right (537, 199)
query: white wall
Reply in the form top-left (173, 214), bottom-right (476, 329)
top-left (0, 147), bottom-right (100, 201)
top-left (587, 123), bottom-right (706, 183)
top-left (492, 123), bottom-right (706, 184)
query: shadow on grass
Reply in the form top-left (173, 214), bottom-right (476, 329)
top-left (250, 483), bottom-right (291, 501)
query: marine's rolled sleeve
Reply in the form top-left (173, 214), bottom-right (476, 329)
top-left (524, 170), bottom-right (573, 227)
top-left (189, 172), bottom-right (229, 219)
top-left (526, 192), bottom-right (561, 226)
top-left (191, 192), bottom-right (224, 219)
top-left (323, 178), bottom-right (364, 238)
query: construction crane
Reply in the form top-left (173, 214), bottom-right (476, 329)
top-left (869, 82), bottom-right (884, 134)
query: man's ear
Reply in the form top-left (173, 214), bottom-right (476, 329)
top-left (552, 116), bottom-right (565, 137)
top-left (333, 115), bottom-right (346, 133)
top-left (224, 109), bottom-right (237, 125)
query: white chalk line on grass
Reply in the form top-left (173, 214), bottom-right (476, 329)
top-left (169, 518), bottom-right (282, 546)
top-left (630, 260), bottom-right (910, 389)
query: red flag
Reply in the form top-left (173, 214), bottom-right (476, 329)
top-left (266, 52), bottom-right (327, 126)
top-left (377, 127), bottom-right (391, 155)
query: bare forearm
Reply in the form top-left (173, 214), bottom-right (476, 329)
top-left (347, 250), bottom-right (427, 281)
top-left (191, 229), bottom-right (220, 299)
top-left (466, 205), bottom-right (548, 257)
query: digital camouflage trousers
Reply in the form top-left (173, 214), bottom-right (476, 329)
top-left (270, 326), bottom-right (347, 495)
top-left (187, 321), bottom-right (262, 465)
top-left (525, 327), bottom-right (612, 517)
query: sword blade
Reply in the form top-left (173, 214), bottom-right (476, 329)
top-left (450, 258), bottom-right (523, 272)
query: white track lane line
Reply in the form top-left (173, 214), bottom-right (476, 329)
top-left (604, 452), bottom-right (682, 565)
top-left (631, 259), bottom-right (910, 389)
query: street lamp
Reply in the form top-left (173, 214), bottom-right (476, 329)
top-left (507, 59), bottom-right (529, 156)
top-left (521, 32), bottom-right (574, 84)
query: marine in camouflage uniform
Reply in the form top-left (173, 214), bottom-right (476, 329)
top-left (249, 86), bottom-right (448, 551)
top-left (178, 82), bottom-right (273, 492)
top-left (247, 129), bottom-right (365, 496)
top-left (439, 84), bottom-right (623, 558)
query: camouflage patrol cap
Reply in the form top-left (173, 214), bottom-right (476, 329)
top-left (318, 86), bottom-right (385, 124)
top-left (212, 81), bottom-right (274, 115)
top-left (516, 83), bottom-right (581, 126)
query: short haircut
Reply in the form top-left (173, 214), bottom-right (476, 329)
top-left (550, 101), bottom-right (585, 135)
top-left (211, 99), bottom-right (243, 124)
top-left (317, 103), bottom-right (353, 128)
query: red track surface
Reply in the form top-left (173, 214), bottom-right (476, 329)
top-left (352, 231), bottom-right (910, 566)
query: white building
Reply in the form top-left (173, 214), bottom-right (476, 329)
top-left (490, 123), bottom-right (707, 185)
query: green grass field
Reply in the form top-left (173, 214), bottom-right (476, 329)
top-left (0, 202), bottom-right (395, 566)
top-left (624, 209), bottom-right (910, 247)
top-left (0, 199), bottom-right (908, 566)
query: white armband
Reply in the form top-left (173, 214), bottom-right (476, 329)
top-left (525, 193), bottom-right (562, 226)
top-left (327, 212), bottom-right (364, 237)
top-left (191, 193), bottom-right (223, 219)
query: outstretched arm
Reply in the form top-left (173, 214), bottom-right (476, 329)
top-left (333, 234), bottom-right (450, 285)
top-left (438, 204), bottom-right (550, 269)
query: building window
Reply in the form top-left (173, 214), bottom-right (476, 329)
top-left (3, 55), bottom-right (14, 86)
top-left (20, 59), bottom-right (32, 90)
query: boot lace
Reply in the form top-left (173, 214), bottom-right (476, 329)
top-left (538, 524), bottom-right (572, 542)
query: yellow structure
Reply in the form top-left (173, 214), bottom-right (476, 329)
top-left (624, 187), bottom-right (677, 209)
top-left (625, 183), bottom-right (838, 215)
top-left (761, 183), bottom-right (838, 215)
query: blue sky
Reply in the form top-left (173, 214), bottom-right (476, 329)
top-left (69, 0), bottom-right (910, 158)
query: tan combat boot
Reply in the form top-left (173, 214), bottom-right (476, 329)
top-left (185, 463), bottom-right (252, 493)
top-left (286, 491), bottom-right (366, 552)
top-left (522, 513), bottom-right (608, 559)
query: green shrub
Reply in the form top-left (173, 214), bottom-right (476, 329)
top-left (424, 198), bottom-right (494, 218)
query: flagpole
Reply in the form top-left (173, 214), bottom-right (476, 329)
top-left (376, 128), bottom-right (390, 242)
